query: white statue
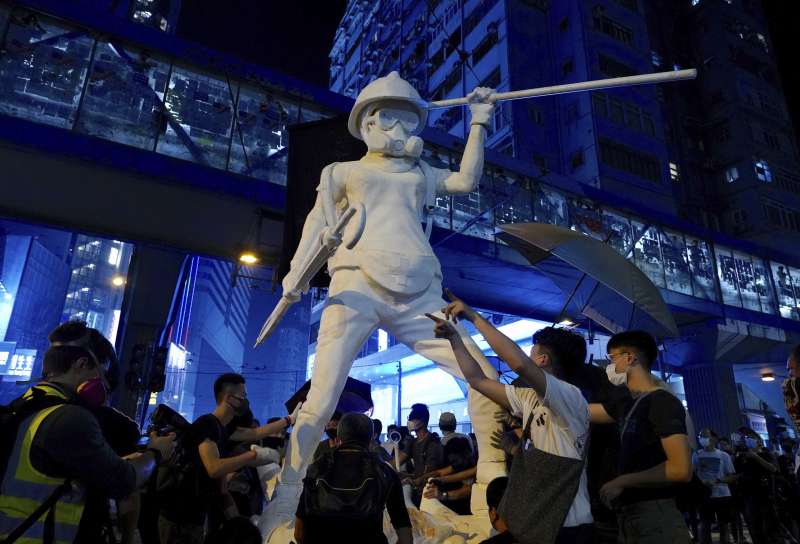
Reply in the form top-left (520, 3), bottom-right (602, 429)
top-left (259, 71), bottom-right (507, 539)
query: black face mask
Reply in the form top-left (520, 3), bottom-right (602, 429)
top-left (326, 428), bottom-right (338, 440)
top-left (229, 396), bottom-right (250, 417)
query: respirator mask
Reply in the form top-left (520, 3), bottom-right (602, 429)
top-left (363, 108), bottom-right (423, 158)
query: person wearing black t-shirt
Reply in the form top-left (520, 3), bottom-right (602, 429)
top-left (731, 428), bottom-right (779, 544)
top-left (159, 373), bottom-right (299, 543)
top-left (589, 331), bottom-right (692, 544)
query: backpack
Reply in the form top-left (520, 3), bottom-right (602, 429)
top-left (151, 405), bottom-right (199, 501)
top-left (0, 386), bottom-right (72, 544)
top-left (301, 448), bottom-right (393, 521)
top-left (0, 386), bottom-right (70, 492)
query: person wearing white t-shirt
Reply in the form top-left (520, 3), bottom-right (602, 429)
top-left (693, 428), bottom-right (736, 544)
top-left (427, 290), bottom-right (594, 544)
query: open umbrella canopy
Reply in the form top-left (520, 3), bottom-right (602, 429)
top-left (498, 223), bottom-right (679, 337)
top-left (285, 376), bottom-right (374, 414)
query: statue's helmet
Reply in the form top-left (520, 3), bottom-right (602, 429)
top-left (347, 71), bottom-right (428, 140)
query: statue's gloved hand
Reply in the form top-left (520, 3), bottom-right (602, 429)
top-left (281, 273), bottom-right (302, 302)
top-left (320, 226), bottom-right (342, 249)
top-left (467, 86), bottom-right (495, 127)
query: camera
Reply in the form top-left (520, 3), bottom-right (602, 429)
top-left (388, 430), bottom-right (402, 443)
top-left (147, 403), bottom-right (191, 437)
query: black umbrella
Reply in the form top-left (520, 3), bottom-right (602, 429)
top-left (285, 376), bottom-right (373, 414)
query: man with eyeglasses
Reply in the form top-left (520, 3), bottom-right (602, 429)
top-left (264, 71), bottom-right (505, 539)
top-left (588, 330), bottom-right (693, 544)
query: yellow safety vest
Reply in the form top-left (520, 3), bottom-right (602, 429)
top-left (0, 384), bottom-right (85, 544)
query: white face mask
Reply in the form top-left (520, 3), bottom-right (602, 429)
top-left (606, 363), bottom-right (628, 386)
top-left (407, 421), bottom-right (419, 433)
top-left (698, 437), bottom-right (711, 448)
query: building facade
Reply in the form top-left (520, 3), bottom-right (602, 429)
top-left (330, 0), bottom-right (800, 249)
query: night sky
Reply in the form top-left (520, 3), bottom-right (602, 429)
top-left (177, 1), bottom-right (799, 138)
top-left (177, 1), bottom-right (347, 88)
top-left (762, 1), bottom-right (800, 141)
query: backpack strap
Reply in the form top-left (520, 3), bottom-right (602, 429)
top-left (417, 160), bottom-right (438, 240)
top-left (2, 389), bottom-right (72, 544)
top-left (4, 480), bottom-right (72, 544)
top-left (318, 162), bottom-right (340, 229)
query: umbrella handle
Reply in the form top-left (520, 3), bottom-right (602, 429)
top-left (554, 271), bottom-right (588, 326)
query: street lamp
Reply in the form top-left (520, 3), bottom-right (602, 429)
top-left (239, 252), bottom-right (259, 265)
top-left (761, 372), bottom-right (775, 382)
top-left (111, 276), bottom-right (126, 287)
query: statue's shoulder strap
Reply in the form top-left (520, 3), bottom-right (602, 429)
top-left (418, 159), bottom-right (437, 240)
top-left (318, 162), bottom-right (340, 228)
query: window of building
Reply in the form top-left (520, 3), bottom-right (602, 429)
top-left (732, 208), bottom-right (748, 228)
top-left (725, 166), bottom-right (739, 183)
top-left (669, 162), bottom-right (680, 182)
top-left (493, 133), bottom-right (515, 156)
top-left (562, 58), bottom-right (575, 77)
top-left (598, 54), bottom-right (635, 77)
top-left (463, 0), bottom-right (501, 37)
top-left (754, 159), bottom-right (772, 182)
top-left (571, 149), bottom-right (585, 169)
top-left (591, 93), bottom-right (607, 117)
top-left (472, 29), bottom-right (498, 65)
top-left (520, 0), bottom-right (549, 11)
top-left (491, 102), bottom-right (509, 134)
top-left (481, 66), bottom-right (501, 89)
top-left (642, 114), bottom-right (655, 136)
top-left (599, 138), bottom-right (661, 182)
top-left (615, 0), bottom-right (638, 11)
top-left (762, 131), bottom-right (781, 150)
top-left (609, 97), bottom-right (624, 124)
top-left (594, 92), bottom-right (656, 137)
top-left (528, 105), bottom-right (543, 124)
top-left (775, 168), bottom-right (800, 195)
top-left (651, 51), bottom-right (663, 67)
top-left (624, 104), bottom-right (641, 130)
top-left (428, 47), bottom-right (446, 77)
top-left (593, 13), bottom-right (634, 46)
top-left (714, 122), bottom-right (731, 142)
top-left (565, 102), bottom-right (578, 123)
top-left (710, 90), bottom-right (725, 105)
top-left (763, 200), bottom-right (800, 232)
top-left (443, 65), bottom-right (462, 94)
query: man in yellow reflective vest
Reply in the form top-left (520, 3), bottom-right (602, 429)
top-left (0, 321), bottom-right (175, 544)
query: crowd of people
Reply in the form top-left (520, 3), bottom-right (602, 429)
top-left (1, 297), bottom-right (799, 544)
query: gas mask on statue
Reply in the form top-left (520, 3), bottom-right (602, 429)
top-left (362, 107), bottom-right (424, 158)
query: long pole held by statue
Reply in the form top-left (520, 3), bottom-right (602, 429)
top-left (428, 68), bottom-right (697, 108)
top-left (254, 68), bottom-right (697, 347)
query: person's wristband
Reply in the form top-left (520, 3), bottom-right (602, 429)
top-left (284, 416), bottom-right (292, 427)
top-left (146, 447), bottom-right (163, 465)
